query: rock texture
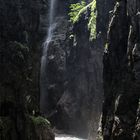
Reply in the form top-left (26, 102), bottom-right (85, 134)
top-left (0, 0), bottom-right (54, 139)
top-left (55, 14), bottom-right (103, 137)
top-left (43, 1), bottom-right (103, 138)
top-left (88, 0), bottom-right (115, 139)
top-left (102, 0), bottom-right (140, 139)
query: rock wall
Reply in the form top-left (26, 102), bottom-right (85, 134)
top-left (54, 13), bottom-right (103, 137)
top-left (0, 0), bottom-right (54, 139)
top-left (103, 0), bottom-right (140, 139)
top-left (43, 0), bottom-right (104, 138)
top-left (88, 0), bottom-right (115, 139)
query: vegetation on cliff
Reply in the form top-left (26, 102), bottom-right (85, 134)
top-left (69, 0), bottom-right (96, 40)
top-left (0, 0), bottom-right (140, 139)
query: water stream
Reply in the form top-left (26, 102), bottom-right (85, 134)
top-left (55, 134), bottom-right (87, 140)
top-left (40, 0), bottom-right (57, 114)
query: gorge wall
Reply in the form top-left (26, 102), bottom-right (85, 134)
top-left (41, 0), bottom-right (114, 139)
top-left (40, 0), bottom-right (104, 138)
top-left (0, 0), bottom-right (54, 139)
top-left (0, 0), bottom-right (140, 140)
top-left (102, 0), bottom-right (140, 139)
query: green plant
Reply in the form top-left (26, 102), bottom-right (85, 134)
top-left (30, 116), bottom-right (50, 126)
top-left (69, 0), bottom-right (97, 40)
top-left (104, 42), bottom-right (109, 53)
top-left (88, 0), bottom-right (96, 40)
top-left (69, 0), bottom-right (86, 23)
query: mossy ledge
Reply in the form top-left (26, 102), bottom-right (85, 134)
top-left (0, 116), bottom-right (54, 140)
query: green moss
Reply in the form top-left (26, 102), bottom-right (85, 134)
top-left (104, 43), bottom-right (109, 53)
top-left (30, 116), bottom-right (50, 126)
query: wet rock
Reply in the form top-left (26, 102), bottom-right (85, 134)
top-left (102, 0), bottom-right (140, 139)
top-left (0, 0), bottom-right (54, 139)
top-left (45, 5), bottom-right (104, 138)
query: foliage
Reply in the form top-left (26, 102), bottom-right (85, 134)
top-left (104, 43), bottom-right (109, 53)
top-left (88, 0), bottom-right (96, 40)
top-left (30, 116), bottom-right (50, 126)
top-left (69, 0), bottom-right (97, 40)
top-left (69, 0), bottom-right (86, 23)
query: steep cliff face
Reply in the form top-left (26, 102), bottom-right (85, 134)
top-left (88, 0), bottom-right (115, 139)
top-left (103, 0), bottom-right (140, 139)
top-left (1, 0), bottom-right (139, 140)
top-left (0, 0), bottom-right (54, 139)
top-left (55, 13), bottom-right (103, 137)
top-left (96, 0), bottom-right (115, 48)
top-left (43, 0), bottom-right (104, 138)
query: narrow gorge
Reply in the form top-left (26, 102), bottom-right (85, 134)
top-left (0, 0), bottom-right (139, 140)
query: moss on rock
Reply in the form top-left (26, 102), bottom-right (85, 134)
top-left (29, 116), bottom-right (51, 126)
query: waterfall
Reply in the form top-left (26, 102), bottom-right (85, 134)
top-left (40, 0), bottom-right (57, 114)
top-left (45, 0), bottom-right (56, 46)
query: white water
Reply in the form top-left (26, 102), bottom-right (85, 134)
top-left (40, 0), bottom-right (57, 113)
top-left (55, 134), bottom-right (87, 140)
top-left (44, 0), bottom-right (56, 50)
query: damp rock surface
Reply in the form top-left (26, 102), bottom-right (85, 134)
top-left (0, 0), bottom-right (54, 139)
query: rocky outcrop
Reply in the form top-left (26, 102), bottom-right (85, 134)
top-left (0, 0), bottom-right (54, 139)
top-left (102, 0), bottom-right (140, 139)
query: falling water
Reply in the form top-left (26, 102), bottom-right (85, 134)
top-left (45, 0), bottom-right (56, 46)
top-left (40, 0), bottom-right (57, 114)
